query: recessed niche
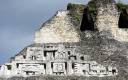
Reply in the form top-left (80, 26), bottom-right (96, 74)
top-left (80, 8), bottom-right (95, 31)
top-left (118, 9), bottom-right (128, 28)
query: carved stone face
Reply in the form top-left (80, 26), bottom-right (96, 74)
top-left (53, 63), bottom-right (65, 73)
top-left (27, 47), bottom-right (43, 60)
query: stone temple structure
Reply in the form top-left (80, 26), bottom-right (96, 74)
top-left (0, 43), bottom-right (118, 77)
top-left (1, 0), bottom-right (128, 79)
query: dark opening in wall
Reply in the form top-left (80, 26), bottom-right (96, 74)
top-left (44, 51), bottom-right (47, 57)
top-left (83, 70), bottom-right (86, 74)
top-left (44, 50), bottom-right (57, 57)
top-left (68, 51), bottom-right (71, 55)
top-left (26, 71), bottom-right (35, 75)
top-left (16, 63), bottom-right (19, 68)
top-left (119, 9), bottom-right (128, 28)
top-left (7, 65), bottom-right (12, 70)
top-left (53, 52), bottom-right (55, 57)
top-left (92, 70), bottom-right (97, 73)
top-left (23, 55), bottom-right (26, 59)
top-left (80, 56), bottom-right (84, 60)
top-left (72, 63), bottom-right (75, 69)
top-left (80, 8), bottom-right (95, 31)
top-left (51, 62), bottom-right (53, 69)
top-left (65, 62), bottom-right (67, 69)
top-left (44, 64), bottom-right (46, 69)
top-left (112, 69), bottom-right (117, 75)
top-left (100, 70), bottom-right (105, 73)
top-left (69, 56), bottom-right (77, 60)
top-left (26, 72), bottom-right (29, 75)
top-left (31, 56), bottom-right (37, 60)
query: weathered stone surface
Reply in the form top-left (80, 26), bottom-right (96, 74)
top-left (1, 75), bottom-right (128, 80)
top-left (34, 11), bottom-right (80, 43)
top-left (95, 0), bottom-right (128, 42)
top-left (1, 0), bottom-right (128, 80)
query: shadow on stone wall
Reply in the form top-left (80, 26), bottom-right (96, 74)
top-left (119, 9), bottom-right (128, 28)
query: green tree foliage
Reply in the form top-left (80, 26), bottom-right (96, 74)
top-left (67, 3), bottom-right (85, 22)
top-left (67, 3), bottom-right (85, 12)
top-left (87, 0), bottom-right (97, 21)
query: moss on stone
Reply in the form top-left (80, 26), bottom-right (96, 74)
top-left (67, 3), bottom-right (85, 12)
top-left (70, 12), bottom-right (81, 22)
top-left (87, 0), bottom-right (97, 21)
top-left (67, 3), bottom-right (84, 24)
top-left (67, 1), bottom-right (128, 28)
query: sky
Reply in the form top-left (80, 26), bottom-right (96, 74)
top-left (0, 0), bottom-right (128, 65)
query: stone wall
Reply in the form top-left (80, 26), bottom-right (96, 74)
top-left (0, 43), bottom-right (118, 78)
top-left (95, 0), bottom-right (128, 42)
top-left (34, 11), bottom-right (80, 43)
top-left (1, 0), bottom-right (128, 80)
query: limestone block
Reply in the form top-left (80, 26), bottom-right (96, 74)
top-left (34, 11), bottom-right (80, 43)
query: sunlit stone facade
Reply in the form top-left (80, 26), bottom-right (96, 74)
top-left (0, 44), bottom-right (117, 78)
top-left (0, 0), bottom-right (121, 78)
